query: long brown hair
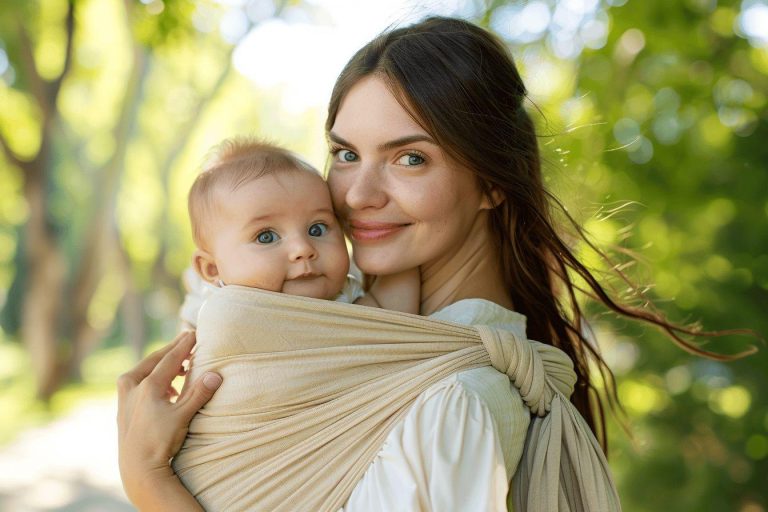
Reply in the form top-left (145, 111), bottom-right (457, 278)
top-left (325, 16), bottom-right (755, 449)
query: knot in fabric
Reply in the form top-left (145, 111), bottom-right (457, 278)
top-left (475, 325), bottom-right (577, 417)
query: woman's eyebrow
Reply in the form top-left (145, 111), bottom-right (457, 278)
top-left (378, 135), bottom-right (437, 152)
top-left (328, 132), bottom-right (437, 152)
top-left (328, 132), bottom-right (356, 149)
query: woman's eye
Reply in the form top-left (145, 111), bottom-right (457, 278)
top-left (334, 149), bottom-right (358, 163)
top-left (308, 223), bottom-right (328, 237)
top-left (396, 153), bottom-right (425, 166)
top-left (256, 230), bottom-right (279, 244)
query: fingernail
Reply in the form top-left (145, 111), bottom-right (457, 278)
top-left (203, 373), bottom-right (222, 390)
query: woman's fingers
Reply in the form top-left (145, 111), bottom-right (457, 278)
top-left (176, 372), bottom-right (222, 424)
top-left (146, 331), bottom-right (197, 398)
top-left (118, 331), bottom-right (191, 392)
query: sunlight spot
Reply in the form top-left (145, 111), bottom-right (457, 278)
top-left (581, 16), bottom-right (609, 49)
top-left (613, 117), bottom-right (640, 145)
top-left (709, 385), bottom-right (751, 418)
top-left (710, 6), bottom-right (737, 36)
top-left (704, 198), bottom-right (737, 227)
top-left (491, 2), bottom-right (550, 43)
top-left (518, 2), bottom-right (551, 35)
top-left (619, 380), bottom-right (668, 415)
top-left (145, 0), bottom-right (165, 16)
top-left (584, 217), bottom-right (618, 245)
top-left (738, 1), bottom-right (768, 47)
top-left (628, 136), bottom-right (653, 164)
top-left (750, 46), bottom-right (768, 74)
top-left (653, 114), bottom-right (682, 144)
top-left (601, 338), bottom-right (639, 375)
top-left (552, 2), bottom-right (583, 32)
top-left (614, 28), bottom-right (645, 65)
top-left (698, 113), bottom-right (731, 148)
top-left (665, 365), bottom-right (692, 395)
top-left (220, 6), bottom-right (249, 43)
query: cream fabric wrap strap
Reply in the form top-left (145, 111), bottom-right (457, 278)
top-left (172, 285), bottom-right (621, 512)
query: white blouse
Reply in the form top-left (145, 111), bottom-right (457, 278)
top-left (342, 299), bottom-right (531, 512)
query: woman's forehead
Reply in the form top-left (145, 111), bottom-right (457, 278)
top-left (331, 76), bottom-right (428, 143)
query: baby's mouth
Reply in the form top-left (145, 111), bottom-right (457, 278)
top-left (288, 271), bottom-right (321, 281)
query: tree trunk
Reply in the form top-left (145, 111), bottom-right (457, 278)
top-left (20, 141), bottom-right (68, 401)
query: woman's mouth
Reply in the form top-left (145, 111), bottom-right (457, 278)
top-left (348, 220), bottom-right (410, 242)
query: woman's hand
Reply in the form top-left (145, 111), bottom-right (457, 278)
top-left (117, 330), bottom-right (222, 509)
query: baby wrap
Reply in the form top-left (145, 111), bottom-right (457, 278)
top-left (172, 285), bottom-right (621, 512)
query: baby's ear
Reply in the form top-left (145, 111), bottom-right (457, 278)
top-left (192, 249), bottom-right (220, 284)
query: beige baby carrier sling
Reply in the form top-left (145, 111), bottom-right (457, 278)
top-left (172, 286), bottom-right (621, 511)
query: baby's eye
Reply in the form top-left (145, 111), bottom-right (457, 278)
top-left (334, 149), bottom-right (358, 163)
top-left (256, 230), bottom-right (279, 244)
top-left (308, 223), bottom-right (328, 237)
top-left (396, 153), bottom-right (425, 166)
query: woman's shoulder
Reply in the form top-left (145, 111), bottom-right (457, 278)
top-left (427, 298), bottom-right (532, 475)
top-left (429, 297), bottom-right (528, 339)
top-left (426, 296), bottom-right (528, 407)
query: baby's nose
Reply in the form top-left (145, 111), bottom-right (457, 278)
top-left (288, 236), bottom-right (317, 261)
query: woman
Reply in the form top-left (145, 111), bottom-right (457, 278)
top-left (117, 16), bottom-right (724, 511)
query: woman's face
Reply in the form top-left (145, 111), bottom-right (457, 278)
top-left (327, 76), bottom-right (490, 276)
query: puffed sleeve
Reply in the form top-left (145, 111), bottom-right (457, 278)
top-left (342, 367), bottom-right (530, 511)
top-left (178, 267), bottom-right (218, 330)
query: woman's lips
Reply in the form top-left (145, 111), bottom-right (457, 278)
top-left (348, 220), bottom-right (410, 241)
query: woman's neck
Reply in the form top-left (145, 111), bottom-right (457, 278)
top-left (419, 211), bottom-right (514, 316)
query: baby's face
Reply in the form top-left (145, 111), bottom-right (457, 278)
top-left (208, 170), bottom-right (350, 299)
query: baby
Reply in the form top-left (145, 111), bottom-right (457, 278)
top-left (181, 136), bottom-right (418, 326)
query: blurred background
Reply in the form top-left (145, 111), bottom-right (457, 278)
top-left (0, 0), bottom-right (766, 510)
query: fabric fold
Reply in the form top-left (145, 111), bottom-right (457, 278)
top-left (172, 285), bottom-right (620, 511)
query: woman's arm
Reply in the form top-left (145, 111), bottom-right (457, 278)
top-left (117, 331), bottom-right (222, 511)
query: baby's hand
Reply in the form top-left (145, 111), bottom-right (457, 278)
top-left (355, 268), bottom-right (420, 314)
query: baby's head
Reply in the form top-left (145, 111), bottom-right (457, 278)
top-left (189, 137), bottom-right (350, 300)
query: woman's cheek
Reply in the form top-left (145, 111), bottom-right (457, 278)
top-left (326, 170), bottom-right (349, 214)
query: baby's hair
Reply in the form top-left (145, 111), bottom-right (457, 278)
top-left (188, 136), bottom-right (318, 250)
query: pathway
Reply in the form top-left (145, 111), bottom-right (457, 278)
top-left (0, 397), bottom-right (134, 511)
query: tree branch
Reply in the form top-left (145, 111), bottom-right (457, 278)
top-left (50, 0), bottom-right (76, 102)
top-left (16, 19), bottom-right (49, 119)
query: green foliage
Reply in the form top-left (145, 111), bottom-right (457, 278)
top-left (488, 0), bottom-right (767, 509)
top-left (131, 0), bottom-right (198, 47)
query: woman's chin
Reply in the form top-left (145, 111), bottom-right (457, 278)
top-left (352, 249), bottom-right (416, 276)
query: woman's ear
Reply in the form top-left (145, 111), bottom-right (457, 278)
top-left (192, 249), bottom-right (220, 285)
top-left (479, 188), bottom-right (505, 210)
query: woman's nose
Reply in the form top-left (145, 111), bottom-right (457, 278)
top-left (288, 236), bottom-right (317, 262)
top-left (343, 163), bottom-right (388, 211)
